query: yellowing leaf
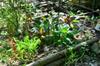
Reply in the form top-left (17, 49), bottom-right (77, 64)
top-left (70, 23), bottom-right (74, 28)
top-left (72, 19), bottom-right (79, 23)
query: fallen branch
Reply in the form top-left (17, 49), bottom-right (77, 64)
top-left (73, 4), bottom-right (100, 16)
top-left (26, 49), bottom-right (66, 66)
top-left (26, 37), bottom-right (99, 66)
top-left (85, 10), bottom-right (100, 15)
top-left (73, 4), bottom-right (94, 11)
top-left (78, 10), bottom-right (100, 16)
top-left (46, 58), bottom-right (65, 66)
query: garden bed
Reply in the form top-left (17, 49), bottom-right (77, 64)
top-left (0, 0), bottom-right (100, 66)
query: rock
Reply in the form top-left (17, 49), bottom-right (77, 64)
top-left (12, 60), bottom-right (20, 66)
top-left (44, 45), bottom-right (49, 52)
top-left (95, 19), bottom-right (100, 31)
top-left (91, 42), bottom-right (100, 54)
top-left (0, 61), bottom-right (7, 66)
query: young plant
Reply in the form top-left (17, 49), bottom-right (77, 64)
top-left (0, 0), bottom-right (34, 37)
top-left (16, 36), bottom-right (41, 59)
top-left (0, 0), bottom-right (21, 36)
top-left (65, 48), bottom-right (85, 66)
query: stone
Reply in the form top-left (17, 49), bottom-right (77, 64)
top-left (91, 42), bottom-right (100, 54)
top-left (95, 19), bottom-right (100, 31)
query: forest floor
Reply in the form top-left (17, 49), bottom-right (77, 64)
top-left (0, 1), bottom-right (100, 66)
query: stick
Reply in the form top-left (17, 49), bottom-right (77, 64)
top-left (73, 4), bottom-right (94, 11)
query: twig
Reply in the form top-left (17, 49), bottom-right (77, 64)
top-left (73, 4), bottom-right (94, 11)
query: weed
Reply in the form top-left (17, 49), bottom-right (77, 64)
top-left (16, 36), bottom-right (41, 60)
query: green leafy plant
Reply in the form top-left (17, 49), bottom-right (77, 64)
top-left (33, 12), bottom-right (79, 45)
top-left (65, 48), bottom-right (85, 66)
top-left (0, 0), bottom-right (20, 36)
top-left (0, 40), bottom-right (12, 63)
top-left (0, 0), bottom-right (34, 37)
top-left (16, 36), bottom-right (41, 59)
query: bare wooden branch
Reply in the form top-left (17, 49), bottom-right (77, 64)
top-left (73, 4), bottom-right (94, 11)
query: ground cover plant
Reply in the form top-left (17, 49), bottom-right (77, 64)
top-left (0, 0), bottom-right (100, 66)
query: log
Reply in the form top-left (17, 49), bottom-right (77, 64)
top-left (26, 49), bottom-right (66, 66)
top-left (26, 37), bottom-right (99, 66)
top-left (73, 37), bottom-right (99, 50)
top-left (46, 58), bottom-right (65, 66)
